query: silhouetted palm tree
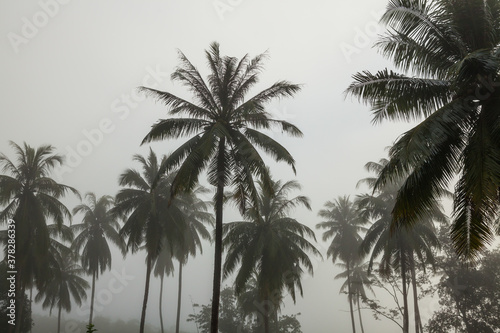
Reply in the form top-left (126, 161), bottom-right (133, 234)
top-left (223, 178), bottom-right (320, 333)
top-left (316, 196), bottom-right (367, 333)
top-left (35, 254), bottom-right (89, 333)
top-left (140, 42), bottom-right (302, 333)
top-left (335, 261), bottom-right (374, 333)
top-left (0, 141), bottom-right (78, 333)
top-left (346, 0), bottom-right (500, 261)
top-left (72, 193), bottom-right (124, 326)
top-left (114, 149), bottom-right (187, 333)
top-left (173, 186), bottom-right (212, 333)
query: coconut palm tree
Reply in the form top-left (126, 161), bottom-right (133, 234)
top-left (35, 253), bottom-right (89, 333)
top-left (223, 177), bottom-right (320, 333)
top-left (316, 196), bottom-right (367, 333)
top-left (113, 149), bottom-right (187, 333)
top-left (140, 42), bottom-right (302, 333)
top-left (335, 261), bottom-right (374, 333)
top-left (152, 237), bottom-right (175, 333)
top-left (346, 0), bottom-right (500, 261)
top-left (173, 187), bottom-right (213, 333)
top-left (357, 159), bottom-right (446, 333)
top-left (71, 193), bottom-right (124, 326)
top-left (0, 141), bottom-right (78, 333)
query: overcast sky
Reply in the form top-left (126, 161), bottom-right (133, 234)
top-left (1, 1), bottom-right (433, 332)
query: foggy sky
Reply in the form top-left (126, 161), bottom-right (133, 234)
top-left (1, 1), bottom-right (426, 332)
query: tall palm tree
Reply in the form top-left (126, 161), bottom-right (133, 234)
top-left (357, 159), bottom-right (445, 333)
top-left (173, 187), bottom-right (213, 333)
top-left (140, 42), bottom-right (302, 333)
top-left (346, 0), bottom-right (500, 261)
top-left (152, 237), bottom-right (175, 333)
top-left (71, 193), bottom-right (124, 326)
top-left (0, 141), bottom-right (78, 333)
top-left (113, 149), bottom-right (187, 333)
top-left (35, 253), bottom-right (89, 333)
top-left (316, 196), bottom-right (367, 333)
top-left (223, 177), bottom-right (320, 333)
top-left (335, 261), bottom-right (374, 333)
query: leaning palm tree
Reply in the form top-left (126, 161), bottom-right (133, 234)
top-left (316, 196), bottom-right (367, 333)
top-left (35, 253), bottom-right (89, 333)
top-left (0, 141), bottom-right (78, 333)
top-left (346, 0), bottom-right (500, 261)
top-left (223, 177), bottom-right (321, 333)
top-left (140, 42), bottom-right (302, 333)
top-left (335, 261), bottom-right (374, 333)
top-left (113, 149), bottom-right (187, 333)
top-left (71, 193), bottom-right (124, 326)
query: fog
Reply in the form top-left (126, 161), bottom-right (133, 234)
top-left (1, 1), bottom-right (441, 332)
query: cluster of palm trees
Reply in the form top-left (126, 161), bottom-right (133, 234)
top-left (317, 158), bottom-right (448, 333)
top-left (3, 0), bottom-right (500, 332)
top-left (0, 143), bottom-right (215, 333)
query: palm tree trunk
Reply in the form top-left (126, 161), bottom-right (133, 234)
top-left (57, 303), bottom-right (62, 333)
top-left (210, 137), bottom-right (226, 333)
top-left (357, 293), bottom-right (365, 333)
top-left (140, 255), bottom-right (153, 333)
top-left (175, 261), bottom-right (183, 333)
top-left (401, 253), bottom-right (409, 333)
top-left (347, 263), bottom-right (357, 333)
top-left (159, 273), bottom-right (164, 333)
top-left (14, 278), bottom-right (25, 333)
top-left (29, 286), bottom-right (33, 333)
top-left (264, 313), bottom-right (270, 333)
top-left (409, 256), bottom-right (422, 333)
top-left (89, 270), bottom-right (96, 326)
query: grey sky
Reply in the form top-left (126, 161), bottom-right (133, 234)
top-left (1, 1), bottom-right (429, 332)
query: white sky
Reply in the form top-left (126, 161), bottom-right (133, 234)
top-left (1, 1), bottom-right (430, 332)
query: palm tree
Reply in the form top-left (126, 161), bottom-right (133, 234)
top-left (35, 253), bottom-right (89, 333)
top-left (0, 141), bottom-right (78, 333)
top-left (173, 187), bottom-right (213, 333)
top-left (316, 196), bottom-right (367, 333)
top-left (357, 159), bottom-right (445, 333)
top-left (71, 193), bottom-right (124, 327)
top-left (223, 177), bottom-right (320, 333)
top-left (335, 261), bottom-right (374, 333)
top-left (113, 149), bottom-right (187, 333)
top-left (152, 237), bottom-right (175, 333)
top-left (140, 42), bottom-right (302, 333)
top-left (346, 0), bottom-right (500, 261)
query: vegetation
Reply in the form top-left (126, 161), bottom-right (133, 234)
top-left (346, 0), bottom-right (500, 261)
top-left (223, 177), bottom-right (320, 333)
top-left (2, 3), bottom-right (500, 329)
top-left (140, 42), bottom-right (303, 333)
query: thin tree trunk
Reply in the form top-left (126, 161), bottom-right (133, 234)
top-left (175, 262), bottom-right (183, 333)
top-left (89, 270), bottom-right (96, 326)
top-left (14, 278), bottom-right (25, 333)
top-left (357, 293), bottom-right (365, 333)
top-left (409, 256), bottom-right (422, 333)
top-left (401, 252), bottom-right (409, 333)
top-left (57, 303), bottom-right (62, 333)
top-left (140, 255), bottom-right (153, 333)
top-left (347, 263), bottom-right (357, 333)
top-left (29, 286), bottom-right (33, 333)
top-left (159, 273), bottom-right (164, 333)
top-left (210, 137), bottom-right (226, 333)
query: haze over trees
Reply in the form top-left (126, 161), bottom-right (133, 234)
top-left (1, 0), bottom-right (500, 332)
